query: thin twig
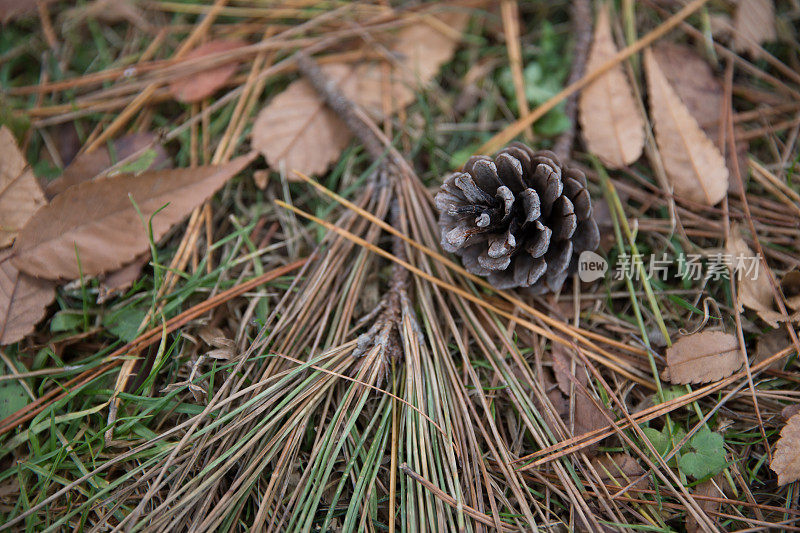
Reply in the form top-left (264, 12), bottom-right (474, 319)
top-left (553, 0), bottom-right (591, 160)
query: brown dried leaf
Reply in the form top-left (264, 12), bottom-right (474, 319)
top-left (169, 40), bottom-right (247, 104)
top-left (0, 127), bottom-right (47, 247)
top-left (592, 453), bottom-right (647, 490)
top-left (11, 153), bottom-right (256, 280)
top-left (252, 11), bottom-right (467, 176)
top-left (45, 132), bottom-right (171, 199)
top-left (771, 412), bottom-right (800, 485)
top-left (552, 347), bottom-right (608, 449)
top-left (726, 225), bottom-right (800, 327)
top-left (97, 254), bottom-right (149, 304)
top-left (652, 43), bottom-right (722, 132)
top-left (662, 330), bottom-right (744, 384)
top-left (644, 48), bottom-right (729, 205)
top-left (733, 0), bottom-right (776, 59)
top-left (578, 5), bottom-right (644, 168)
top-left (252, 64), bottom-right (354, 177)
top-left (754, 328), bottom-right (791, 370)
top-left (651, 42), bottom-right (748, 192)
top-left (782, 404), bottom-right (800, 421)
top-left (686, 476), bottom-right (725, 533)
top-left (353, 11), bottom-right (470, 115)
top-left (0, 249), bottom-right (57, 345)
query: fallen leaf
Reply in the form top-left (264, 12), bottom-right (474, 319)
top-left (662, 330), bottom-right (744, 384)
top-left (0, 126), bottom-right (47, 247)
top-left (771, 412), bottom-right (800, 485)
top-left (781, 269), bottom-right (800, 309)
top-left (686, 475), bottom-right (725, 533)
top-left (651, 42), bottom-right (747, 192)
top-left (733, 0), bottom-right (776, 59)
top-left (0, 249), bottom-right (57, 345)
top-left (45, 132), bottom-right (171, 199)
top-left (644, 48), bottom-right (729, 205)
top-left (252, 11), bottom-right (468, 176)
top-left (353, 11), bottom-right (470, 116)
top-left (782, 404), bottom-right (800, 421)
top-left (726, 224), bottom-right (800, 327)
top-left (552, 347), bottom-right (609, 450)
top-left (592, 453), bottom-right (648, 490)
top-left (11, 153), bottom-right (256, 280)
top-left (251, 64), bottom-right (354, 178)
top-left (652, 43), bottom-right (722, 132)
top-left (169, 40), bottom-right (247, 104)
top-left (97, 254), bottom-right (150, 304)
top-left (754, 327), bottom-right (791, 370)
top-left (578, 4), bottom-right (644, 168)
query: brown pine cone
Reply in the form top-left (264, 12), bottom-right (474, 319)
top-left (435, 143), bottom-right (600, 293)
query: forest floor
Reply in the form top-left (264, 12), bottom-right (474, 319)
top-left (1, 0), bottom-right (799, 531)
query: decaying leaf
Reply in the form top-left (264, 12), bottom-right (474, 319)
top-left (578, 4), bottom-right (644, 168)
top-left (552, 347), bottom-right (609, 449)
top-left (662, 330), bottom-right (744, 384)
top-left (11, 153), bottom-right (256, 280)
top-left (252, 11), bottom-right (468, 176)
top-left (652, 42), bottom-right (747, 191)
top-left (754, 327), bottom-right (791, 370)
top-left (643, 48), bottom-right (729, 205)
top-left (733, 0), bottom-right (776, 59)
top-left (726, 224), bottom-right (800, 327)
top-left (0, 249), bottom-right (57, 345)
top-left (592, 453), bottom-right (648, 491)
top-left (0, 126), bottom-right (47, 247)
top-left (687, 475), bottom-right (725, 533)
top-left (169, 40), bottom-right (247, 103)
top-left (45, 132), bottom-right (171, 199)
top-left (771, 412), bottom-right (800, 485)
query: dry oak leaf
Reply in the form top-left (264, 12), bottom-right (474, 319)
top-left (644, 48), bottom-right (728, 206)
top-left (46, 132), bottom-right (171, 199)
top-left (578, 4), bottom-right (644, 168)
top-left (661, 330), bottom-right (744, 384)
top-left (10, 153), bottom-right (256, 280)
top-left (0, 126), bottom-right (47, 247)
top-left (0, 249), bottom-right (57, 345)
top-left (169, 40), bottom-right (247, 104)
top-left (733, 0), bottom-right (776, 59)
top-left (771, 412), bottom-right (800, 485)
top-left (726, 225), bottom-right (800, 327)
top-left (252, 11), bottom-right (468, 176)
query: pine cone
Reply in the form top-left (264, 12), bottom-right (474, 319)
top-left (435, 143), bottom-right (600, 293)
